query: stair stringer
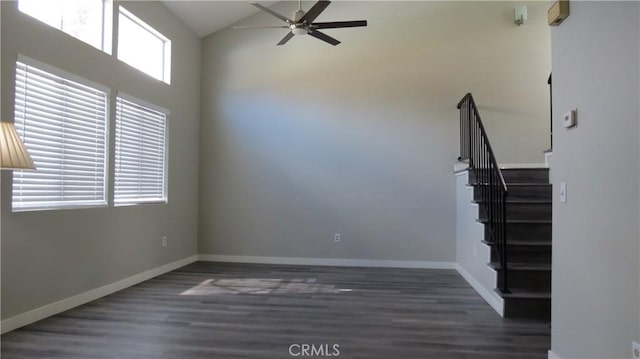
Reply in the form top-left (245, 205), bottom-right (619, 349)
top-left (455, 168), bottom-right (504, 316)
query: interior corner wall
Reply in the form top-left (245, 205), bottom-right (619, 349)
top-left (0, 1), bottom-right (200, 320)
top-left (550, 2), bottom-right (640, 358)
top-left (198, 1), bottom-right (551, 261)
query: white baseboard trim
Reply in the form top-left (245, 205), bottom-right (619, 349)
top-left (455, 264), bottom-right (504, 317)
top-left (548, 350), bottom-right (563, 359)
top-left (1, 255), bottom-right (198, 334)
top-left (198, 254), bottom-right (456, 270)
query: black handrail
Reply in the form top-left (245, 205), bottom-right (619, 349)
top-left (548, 73), bottom-right (552, 151)
top-left (457, 93), bottom-right (510, 294)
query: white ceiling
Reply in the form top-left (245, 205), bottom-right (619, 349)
top-left (162, 1), bottom-right (279, 38)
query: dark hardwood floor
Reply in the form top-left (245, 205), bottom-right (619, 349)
top-left (1, 262), bottom-right (550, 358)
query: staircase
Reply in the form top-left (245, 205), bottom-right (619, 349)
top-left (456, 93), bottom-right (552, 320)
top-left (470, 168), bottom-right (552, 319)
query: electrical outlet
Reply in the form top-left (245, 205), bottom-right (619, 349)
top-left (334, 233), bottom-right (341, 243)
top-left (632, 341), bottom-right (640, 359)
top-left (162, 236), bottom-right (167, 247)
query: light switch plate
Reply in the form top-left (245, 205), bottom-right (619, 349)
top-left (563, 109), bottom-right (577, 128)
top-left (632, 341), bottom-right (640, 359)
top-left (559, 181), bottom-right (567, 203)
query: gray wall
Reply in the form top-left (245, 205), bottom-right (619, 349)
top-left (199, 1), bottom-right (550, 261)
top-left (550, 2), bottom-right (640, 358)
top-left (0, 1), bottom-right (200, 319)
top-left (455, 170), bottom-right (502, 313)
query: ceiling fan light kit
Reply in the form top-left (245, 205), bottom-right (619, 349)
top-left (234, 0), bottom-right (367, 46)
top-left (291, 25), bottom-right (308, 36)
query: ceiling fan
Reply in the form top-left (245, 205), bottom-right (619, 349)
top-left (234, 0), bottom-right (367, 46)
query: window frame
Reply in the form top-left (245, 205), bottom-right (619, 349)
top-left (113, 92), bottom-right (169, 207)
top-left (12, 55), bottom-right (110, 212)
top-left (117, 6), bottom-right (172, 84)
top-left (17, 0), bottom-right (113, 54)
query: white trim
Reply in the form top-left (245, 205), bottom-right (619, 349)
top-left (544, 151), bottom-right (553, 168)
top-left (455, 264), bottom-right (504, 317)
top-left (116, 91), bottom-right (170, 115)
top-left (456, 163), bottom-right (548, 173)
top-left (548, 350), bottom-right (564, 359)
top-left (453, 162), bottom-right (469, 173)
top-left (119, 6), bottom-right (169, 44)
top-left (117, 6), bottom-right (171, 84)
top-left (0, 255), bottom-right (198, 334)
top-left (198, 254), bottom-right (456, 270)
top-left (457, 163), bottom-right (549, 173)
top-left (499, 163), bottom-right (547, 169)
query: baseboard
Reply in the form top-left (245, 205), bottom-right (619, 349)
top-left (0, 255), bottom-right (198, 334)
top-left (548, 350), bottom-right (563, 359)
top-left (198, 254), bottom-right (456, 270)
top-left (455, 264), bottom-right (504, 317)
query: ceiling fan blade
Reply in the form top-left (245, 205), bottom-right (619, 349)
top-left (251, 2), bottom-right (292, 23)
top-left (308, 30), bottom-right (340, 46)
top-left (234, 25), bottom-right (290, 29)
top-left (277, 32), bottom-right (295, 46)
top-left (300, 0), bottom-right (331, 23)
top-left (311, 20), bottom-right (367, 29)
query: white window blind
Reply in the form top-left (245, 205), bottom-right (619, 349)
top-left (114, 96), bottom-right (167, 205)
top-left (12, 60), bottom-right (108, 211)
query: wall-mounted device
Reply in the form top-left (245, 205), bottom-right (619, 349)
top-left (515, 6), bottom-right (527, 26)
top-left (563, 109), bottom-right (577, 128)
top-left (548, 0), bottom-right (570, 26)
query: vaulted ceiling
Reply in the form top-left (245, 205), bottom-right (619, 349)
top-left (161, 1), bottom-right (278, 38)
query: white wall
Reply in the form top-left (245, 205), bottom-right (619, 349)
top-left (0, 1), bottom-right (200, 320)
top-left (198, 1), bottom-right (550, 262)
top-left (455, 169), bottom-right (503, 314)
top-left (550, 2), bottom-right (640, 358)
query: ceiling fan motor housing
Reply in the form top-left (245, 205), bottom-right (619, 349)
top-left (293, 9), bottom-right (306, 22)
top-left (291, 9), bottom-right (308, 35)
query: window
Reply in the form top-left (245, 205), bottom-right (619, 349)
top-left (18, 0), bottom-right (111, 53)
top-left (114, 96), bottom-right (168, 205)
top-left (12, 58), bottom-right (109, 211)
top-left (117, 7), bottom-right (171, 84)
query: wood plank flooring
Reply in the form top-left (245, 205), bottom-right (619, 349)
top-left (1, 262), bottom-right (550, 358)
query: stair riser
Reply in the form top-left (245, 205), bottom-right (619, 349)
top-left (473, 185), bottom-right (552, 202)
top-left (503, 297), bottom-right (551, 320)
top-left (487, 223), bottom-right (552, 243)
top-left (478, 203), bottom-right (551, 221)
top-left (501, 169), bottom-right (549, 184)
top-left (490, 246), bottom-right (551, 264)
top-left (497, 270), bottom-right (551, 292)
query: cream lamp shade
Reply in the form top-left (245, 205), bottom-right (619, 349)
top-left (0, 121), bottom-right (36, 170)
